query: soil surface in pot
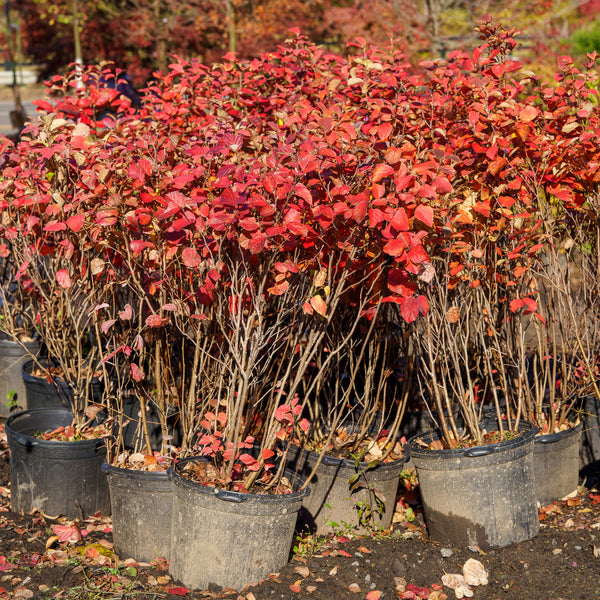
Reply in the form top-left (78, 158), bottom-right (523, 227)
top-left (0, 424), bottom-right (597, 599)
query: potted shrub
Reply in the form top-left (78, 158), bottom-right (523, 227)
top-left (407, 21), bottom-right (600, 547)
top-left (0, 218), bottom-right (40, 415)
top-left (0, 74), bottom-right (137, 519)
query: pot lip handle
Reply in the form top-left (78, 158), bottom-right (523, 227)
top-left (536, 432), bottom-right (562, 443)
top-left (463, 447), bottom-right (492, 457)
top-left (215, 489), bottom-right (247, 503)
top-left (11, 432), bottom-right (38, 447)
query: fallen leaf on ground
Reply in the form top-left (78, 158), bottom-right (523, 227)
top-left (329, 565), bottom-right (338, 576)
top-left (394, 576), bottom-right (407, 592)
top-left (366, 591), bottom-right (382, 600)
top-left (294, 565), bottom-right (310, 578)
top-left (306, 585), bottom-right (317, 593)
top-left (167, 587), bottom-right (188, 596)
top-left (462, 558), bottom-right (488, 586)
top-left (52, 524), bottom-right (81, 543)
top-left (348, 583), bottom-right (361, 593)
top-left (289, 582), bottom-right (301, 593)
top-left (441, 573), bottom-right (473, 599)
top-left (407, 583), bottom-right (430, 598)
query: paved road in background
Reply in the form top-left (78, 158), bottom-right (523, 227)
top-left (0, 101), bottom-right (40, 136)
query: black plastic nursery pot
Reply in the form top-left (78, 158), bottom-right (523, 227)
top-left (6, 407), bottom-right (111, 519)
top-left (102, 463), bottom-right (172, 562)
top-left (287, 444), bottom-right (406, 535)
top-left (408, 420), bottom-right (539, 548)
top-left (21, 359), bottom-right (103, 411)
top-left (533, 420), bottom-right (583, 507)
top-left (0, 336), bottom-right (40, 416)
top-left (169, 457), bottom-right (309, 591)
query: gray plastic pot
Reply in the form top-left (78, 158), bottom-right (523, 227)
top-left (408, 420), bottom-right (539, 548)
top-left (533, 420), bottom-right (583, 507)
top-left (169, 457), bottom-right (309, 591)
top-left (102, 463), bottom-right (172, 562)
top-left (287, 444), bottom-right (406, 535)
top-left (0, 336), bottom-right (40, 416)
top-left (6, 407), bottom-right (111, 519)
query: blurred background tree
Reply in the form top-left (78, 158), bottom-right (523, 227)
top-left (5, 0), bottom-right (600, 88)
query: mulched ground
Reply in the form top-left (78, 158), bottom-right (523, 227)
top-left (0, 427), bottom-right (598, 600)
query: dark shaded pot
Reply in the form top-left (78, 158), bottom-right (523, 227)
top-left (102, 463), bottom-right (172, 562)
top-left (408, 420), bottom-right (539, 548)
top-left (534, 420), bottom-right (583, 507)
top-left (6, 407), bottom-right (110, 519)
top-left (286, 444), bottom-right (406, 535)
top-left (169, 456), bottom-right (309, 591)
top-left (22, 358), bottom-right (103, 411)
top-left (0, 336), bottom-right (40, 415)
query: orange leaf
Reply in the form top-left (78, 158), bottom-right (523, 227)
top-left (519, 105), bottom-right (539, 123)
top-left (310, 295), bottom-right (327, 316)
top-left (366, 591), bottom-right (382, 600)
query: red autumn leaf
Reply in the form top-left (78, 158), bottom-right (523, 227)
top-left (56, 269), bottom-right (71, 289)
top-left (268, 280), bottom-right (289, 296)
top-left (366, 591), bottom-right (382, 600)
top-left (130, 363), bottom-right (144, 382)
top-left (119, 304), bottom-right (133, 320)
top-left (167, 587), bottom-right (188, 596)
top-left (275, 404), bottom-right (292, 423)
top-left (383, 238), bottom-right (406, 257)
top-left (52, 524), bottom-right (82, 543)
top-left (407, 583), bottom-right (430, 598)
top-left (43, 220), bottom-right (67, 232)
top-left (414, 205), bottom-right (434, 227)
top-left (96, 208), bottom-right (118, 226)
top-left (510, 298), bottom-right (524, 312)
top-left (146, 314), bottom-right (169, 328)
top-left (390, 208), bottom-right (409, 232)
top-left (400, 296), bottom-right (420, 324)
top-left (66, 214), bottom-right (85, 232)
top-left (101, 319), bottom-right (116, 334)
top-left (522, 298), bottom-right (538, 314)
top-left (262, 449), bottom-right (275, 460)
top-left (388, 269), bottom-right (416, 296)
top-left (182, 247), bottom-right (202, 268)
top-left (289, 584), bottom-right (302, 593)
top-left (432, 176), bottom-right (453, 194)
top-left (239, 453), bottom-right (260, 470)
top-left (372, 163), bottom-right (395, 183)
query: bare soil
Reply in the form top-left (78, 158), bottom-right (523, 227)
top-left (0, 424), bottom-right (598, 600)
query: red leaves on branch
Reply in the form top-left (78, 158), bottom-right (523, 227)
top-left (3, 21), bottom-right (599, 334)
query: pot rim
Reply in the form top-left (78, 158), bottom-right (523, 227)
top-left (407, 419), bottom-right (538, 459)
top-left (6, 407), bottom-right (107, 449)
top-left (170, 455), bottom-right (310, 502)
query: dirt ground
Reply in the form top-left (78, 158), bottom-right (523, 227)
top-left (0, 428), bottom-right (598, 600)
